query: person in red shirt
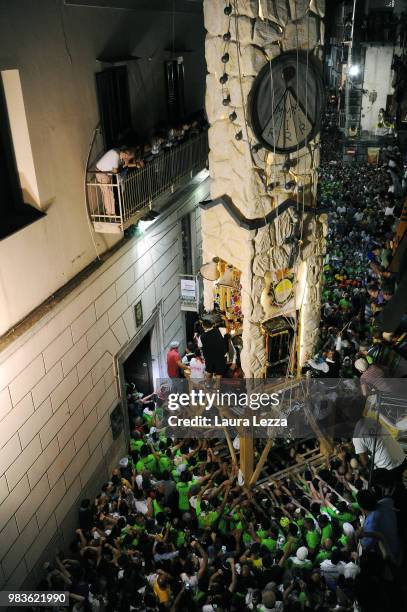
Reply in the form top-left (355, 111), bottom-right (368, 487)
top-left (166, 341), bottom-right (187, 378)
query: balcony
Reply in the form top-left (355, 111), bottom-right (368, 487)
top-left (86, 130), bottom-right (209, 233)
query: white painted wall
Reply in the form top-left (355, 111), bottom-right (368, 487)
top-left (0, 0), bottom-right (205, 336)
top-left (0, 176), bottom-right (208, 589)
top-left (361, 45), bottom-right (394, 133)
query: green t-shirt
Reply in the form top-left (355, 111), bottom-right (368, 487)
top-left (195, 500), bottom-right (219, 529)
top-left (339, 533), bottom-right (350, 548)
top-left (305, 529), bottom-right (320, 550)
top-left (176, 530), bottom-right (186, 548)
top-left (130, 438), bottom-right (144, 451)
top-left (298, 591), bottom-right (309, 610)
top-left (171, 468), bottom-right (180, 483)
top-left (321, 506), bottom-right (338, 519)
top-left (136, 454), bottom-right (157, 475)
top-left (142, 410), bottom-right (154, 426)
top-left (152, 498), bottom-right (163, 517)
top-left (321, 523), bottom-right (333, 543)
top-left (315, 550), bottom-right (330, 565)
top-left (337, 512), bottom-right (356, 525)
top-left (261, 537), bottom-right (277, 553)
top-left (159, 455), bottom-right (172, 474)
top-left (176, 481), bottom-right (191, 511)
top-left (135, 458), bottom-right (146, 473)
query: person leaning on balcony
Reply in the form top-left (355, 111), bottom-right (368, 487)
top-left (95, 146), bottom-right (143, 216)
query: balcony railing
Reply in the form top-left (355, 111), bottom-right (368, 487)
top-left (86, 130), bottom-right (209, 233)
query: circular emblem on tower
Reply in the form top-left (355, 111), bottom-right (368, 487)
top-left (248, 51), bottom-right (324, 153)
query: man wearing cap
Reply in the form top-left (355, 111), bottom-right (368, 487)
top-left (354, 357), bottom-right (392, 395)
top-left (288, 546), bottom-right (312, 570)
top-left (166, 341), bottom-right (187, 379)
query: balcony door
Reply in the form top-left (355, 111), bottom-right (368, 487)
top-left (96, 66), bottom-right (131, 150)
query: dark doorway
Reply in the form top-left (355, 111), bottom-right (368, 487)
top-left (123, 332), bottom-right (153, 396)
top-left (96, 66), bottom-right (132, 150)
top-left (263, 316), bottom-right (296, 377)
top-left (185, 311), bottom-right (198, 344)
top-left (166, 57), bottom-right (186, 124)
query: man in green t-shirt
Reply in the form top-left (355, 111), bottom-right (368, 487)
top-left (303, 518), bottom-right (320, 555)
top-left (158, 449), bottom-right (173, 475)
top-left (176, 471), bottom-right (192, 512)
top-left (195, 499), bottom-right (219, 529)
top-left (136, 445), bottom-right (158, 476)
top-left (318, 514), bottom-right (333, 543)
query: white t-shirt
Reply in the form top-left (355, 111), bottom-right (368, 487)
top-left (180, 573), bottom-right (198, 591)
top-left (320, 559), bottom-right (346, 584)
top-left (343, 561), bottom-right (360, 579)
top-left (189, 357), bottom-right (206, 379)
top-left (135, 499), bottom-right (148, 514)
top-left (96, 149), bottom-right (120, 172)
top-left (353, 418), bottom-right (405, 469)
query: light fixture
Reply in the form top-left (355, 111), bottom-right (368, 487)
top-left (229, 111), bottom-right (237, 121)
top-left (217, 265), bottom-right (235, 287)
top-left (200, 257), bottom-right (220, 281)
top-left (220, 73), bottom-right (229, 84)
top-left (223, 31), bottom-right (231, 41)
top-left (349, 64), bottom-right (359, 76)
top-left (224, 5), bottom-right (232, 15)
top-left (221, 53), bottom-right (230, 63)
top-left (222, 95), bottom-right (231, 106)
top-left (235, 130), bottom-right (243, 140)
top-left (137, 219), bottom-right (155, 232)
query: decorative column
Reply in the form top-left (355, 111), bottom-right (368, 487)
top-left (202, 0), bottom-right (327, 378)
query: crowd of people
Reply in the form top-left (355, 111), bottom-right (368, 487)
top-left (165, 315), bottom-right (243, 383)
top-left (38, 405), bottom-right (407, 612)
top-left (304, 110), bottom-right (407, 386)
top-left (38, 108), bottom-right (407, 611)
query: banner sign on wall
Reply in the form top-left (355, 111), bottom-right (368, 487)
top-left (180, 275), bottom-right (199, 312)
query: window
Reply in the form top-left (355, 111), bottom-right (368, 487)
top-left (0, 75), bottom-right (44, 240)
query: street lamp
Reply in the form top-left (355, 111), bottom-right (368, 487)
top-left (349, 64), bottom-right (360, 76)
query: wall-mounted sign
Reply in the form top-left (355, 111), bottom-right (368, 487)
top-left (135, 300), bottom-right (143, 327)
top-left (248, 51), bottom-right (323, 153)
top-left (180, 275), bottom-right (199, 312)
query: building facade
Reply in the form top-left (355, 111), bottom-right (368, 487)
top-left (0, 0), bottom-right (206, 589)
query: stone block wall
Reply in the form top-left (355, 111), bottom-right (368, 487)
top-left (0, 179), bottom-right (208, 589)
top-left (202, 0), bottom-right (327, 376)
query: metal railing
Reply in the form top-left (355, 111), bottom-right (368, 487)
top-left (86, 130), bottom-right (209, 230)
